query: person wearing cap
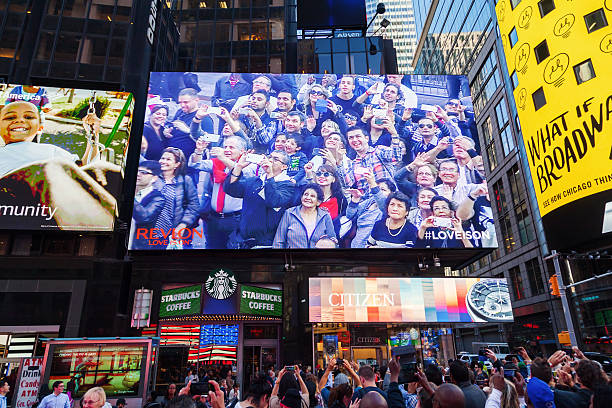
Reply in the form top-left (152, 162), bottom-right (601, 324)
top-left (113, 398), bottom-right (127, 408)
top-left (130, 160), bottom-right (165, 250)
top-left (526, 377), bottom-right (555, 408)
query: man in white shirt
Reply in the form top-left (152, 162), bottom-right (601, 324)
top-left (38, 382), bottom-right (70, 408)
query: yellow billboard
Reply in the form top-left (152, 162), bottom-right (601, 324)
top-left (495, 0), bottom-right (612, 248)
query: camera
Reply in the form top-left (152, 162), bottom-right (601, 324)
top-left (336, 358), bottom-right (344, 367)
top-left (190, 382), bottom-right (210, 396)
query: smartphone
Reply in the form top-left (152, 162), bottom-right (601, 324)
top-left (336, 358), bottom-right (344, 367)
top-left (190, 382), bottom-right (210, 396)
top-left (374, 118), bottom-right (385, 125)
top-left (467, 148), bottom-right (478, 158)
top-left (397, 362), bottom-right (417, 384)
top-left (239, 107), bottom-right (251, 115)
top-left (270, 111), bottom-right (282, 119)
top-left (504, 369), bottom-right (516, 379)
top-left (315, 99), bottom-right (328, 112)
top-left (433, 217), bottom-right (452, 228)
top-left (162, 97), bottom-right (173, 103)
top-left (372, 108), bottom-right (387, 118)
top-left (203, 133), bottom-right (221, 143)
top-left (285, 365), bottom-right (295, 371)
top-left (354, 166), bottom-right (369, 176)
top-left (246, 153), bottom-right (265, 164)
top-left (374, 82), bottom-right (385, 94)
top-left (421, 104), bottom-right (437, 112)
top-left (312, 148), bottom-right (322, 156)
top-left (208, 107), bottom-right (223, 116)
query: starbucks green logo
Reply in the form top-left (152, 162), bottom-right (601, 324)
top-left (206, 269), bottom-right (237, 299)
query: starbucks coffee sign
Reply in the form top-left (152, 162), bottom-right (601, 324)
top-left (159, 284), bottom-right (201, 317)
top-left (205, 269), bottom-right (237, 299)
top-left (240, 285), bottom-right (283, 317)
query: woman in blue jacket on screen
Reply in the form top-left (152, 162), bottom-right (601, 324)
top-left (273, 183), bottom-right (337, 249)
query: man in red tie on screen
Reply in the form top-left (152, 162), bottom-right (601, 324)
top-left (189, 136), bottom-right (256, 248)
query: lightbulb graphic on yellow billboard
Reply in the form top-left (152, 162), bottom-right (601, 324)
top-left (495, 0), bottom-right (612, 249)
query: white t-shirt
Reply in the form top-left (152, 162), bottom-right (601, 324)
top-left (0, 142), bottom-right (78, 178)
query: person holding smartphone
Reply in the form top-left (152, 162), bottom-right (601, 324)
top-left (417, 195), bottom-right (473, 248)
top-left (270, 366), bottom-right (310, 408)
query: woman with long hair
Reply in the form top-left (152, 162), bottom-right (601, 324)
top-left (143, 105), bottom-right (168, 160)
top-left (270, 366), bottom-right (310, 408)
top-left (307, 163), bottom-right (347, 239)
top-left (155, 147), bottom-right (199, 248)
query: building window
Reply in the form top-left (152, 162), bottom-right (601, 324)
top-left (584, 9), bottom-right (608, 33)
top-left (482, 117), bottom-right (498, 172)
top-left (574, 59), bottom-right (596, 84)
top-left (509, 266), bottom-right (524, 300)
top-left (525, 258), bottom-right (546, 295)
top-left (499, 214), bottom-right (516, 253)
top-left (509, 27), bottom-right (518, 48)
top-left (515, 202), bottom-right (536, 245)
top-left (538, 0), bottom-right (555, 17)
top-left (534, 40), bottom-right (550, 64)
top-left (507, 164), bottom-right (524, 206)
top-left (532, 87), bottom-right (546, 110)
top-left (471, 51), bottom-right (501, 116)
top-left (493, 179), bottom-right (508, 214)
top-left (511, 0), bottom-right (522, 9)
top-left (495, 100), bottom-right (515, 155)
top-left (510, 70), bottom-right (518, 90)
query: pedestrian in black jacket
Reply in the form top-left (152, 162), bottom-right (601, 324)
top-left (131, 160), bottom-right (165, 249)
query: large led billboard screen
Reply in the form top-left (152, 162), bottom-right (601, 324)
top-left (309, 277), bottom-right (514, 323)
top-left (130, 72), bottom-right (495, 250)
top-left (297, 0), bottom-right (367, 30)
top-left (495, 1), bottom-right (612, 249)
top-left (0, 85), bottom-right (133, 231)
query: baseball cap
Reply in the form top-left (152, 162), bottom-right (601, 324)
top-left (526, 377), bottom-right (555, 408)
top-left (333, 373), bottom-right (350, 387)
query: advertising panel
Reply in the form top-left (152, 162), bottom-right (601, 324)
top-left (46, 344), bottom-right (145, 397)
top-left (159, 284), bottom-right (202, 318)
top-left (131, 73), bottom-right (495, 251)
top-left (0, 84), bottom-right (133, 231)
top-left (297, 0), bottom-right (366, 30)
top-left (309, 277), bottom-right (514, 323)
top-left (495, 1), bottom-right (612, 249)
top-left (240, 285), bottom-right (283, 317)
top-left (13, 357), bottom-right (43, 408)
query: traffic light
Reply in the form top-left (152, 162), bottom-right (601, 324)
top-left (549, 275), bottom-right (560, 296)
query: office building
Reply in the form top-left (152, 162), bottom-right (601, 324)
top-left (366, 0), bottom-right (418, 73)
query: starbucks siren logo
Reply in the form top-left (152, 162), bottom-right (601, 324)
top-left (206, 269), bottom-right (237, 299)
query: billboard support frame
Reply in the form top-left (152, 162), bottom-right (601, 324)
top-left (549, 250), bottom-right (578, 347)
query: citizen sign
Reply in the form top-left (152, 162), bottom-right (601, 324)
top-left (146, 0), bottom-right (158, 45)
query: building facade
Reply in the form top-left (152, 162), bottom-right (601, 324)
top-left (366, 0), bottom-right (418, 73)
top-left (412, 0), bottom-right (612, 354)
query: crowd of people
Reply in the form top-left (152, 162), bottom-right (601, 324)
top-left (135, 345), bottom-right (611, 408)
top-left (132, 73), bottom-right (496, 250)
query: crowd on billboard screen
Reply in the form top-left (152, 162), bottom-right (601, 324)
top-left (130, 73), bottom-right (496, 250)
top-left (0, 84), bottom-right (133, 231)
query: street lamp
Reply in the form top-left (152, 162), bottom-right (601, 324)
top-left (363, 2), bottom-right (386, 36)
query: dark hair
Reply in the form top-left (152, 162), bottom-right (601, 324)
top-left (285, 133), bottom-right (304, 148)
top-left (383, 83), bottom-right (403, 100)
top-left (52, 381), bottom-right (63, 390)
top-left (161, 147), bottom-right (187, 176)
top-left (140, 160), bottom-right (162, 177)
top-left (384, 191), bottom-right (411, 215)
top-left (530, 357), bottom-right (552, 384)
top-left (357, 365), bottom-right (375, 382)
top-left (346, 126), bottom-right (369, 139)
top-left (277, 90), bottom-right (294, 99)
top-left (178, 88), bottom-right (198, 99)
top-left (317, 163), bottom-right (343, 199)
top-left (287, 110), bottom-right (306, 122)
top-left (0, 380), bottom-right (8, 388)
top-left (328, 383), bottom-right (352, 408)
top-left (278, 371), bottom-right (299, 399)
top-left (592, 384), bottom-right (612, 408)
top-left (252, 89), bottom-right (270, 102)
top-left (305, 380), bottom-right (318, 408)
top-left (575, 359), bottom-right (606, 389)
top-left (242, 374), bottom-right (272, 405)
top-left (301, 183), bottom-right (325, 203)
top-left (325, 132), bottom-right (347, 150)
top-left (449, 360), bottom-right (469, 383)
top-left (376, 177), bottom-right (397, 193)
top-left (168, 395), bottom-right (195, 408)
top-left (418, 187), bottom-right (437, 197)
top-left (424, 364), bottom-right (443, 386)
top-left (280, 388), bottom-right (303, 408)
top-left (150, 104), bottom-right (169, 115)
top-left (429, 195), bottom-right (455, 212)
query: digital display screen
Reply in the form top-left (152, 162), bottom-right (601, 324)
top-left (131, 73), bottom-right (495, 252)
top-left (0, 84), bottom-right (133, 231)
top-left (309, 277), bottom-right (514, 323)
top-left (198, 325), bottom-right (239, 362)
top-left (47, 344), bottom-right (145, 397)
top-left (297, 0), bottom-right (366, 29)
